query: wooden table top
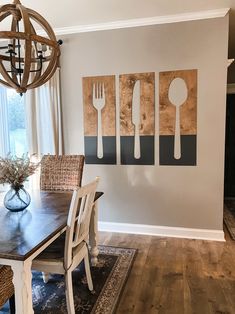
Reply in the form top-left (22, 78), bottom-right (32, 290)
top-left (0, 190), bottom-right (103, 262)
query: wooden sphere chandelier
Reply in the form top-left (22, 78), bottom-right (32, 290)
top-left (0, 0), bottom-right (62, 94)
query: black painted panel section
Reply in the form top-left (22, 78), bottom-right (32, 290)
top-left (85, 136), bottom-right (116, 164)
top-left (120, 136), bottom-right (154, 165)
top-left (159, 135), bottom-right (196, 165)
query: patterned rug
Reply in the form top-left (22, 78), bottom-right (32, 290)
top-left (224, 200), bottom-right (235, 240)
top-left (0, 246), bottom-right (136, 314)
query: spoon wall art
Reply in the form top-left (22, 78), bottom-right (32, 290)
top-left (159, 69), bottom-right (197, 166)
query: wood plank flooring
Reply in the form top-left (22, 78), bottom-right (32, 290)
top-left (99, 227), bottom-right (235, 314)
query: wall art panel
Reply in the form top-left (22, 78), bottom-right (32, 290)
top-left (159, 69), bottom-right (197, 165)
top-left (83, 75), bottom-right (116, 164)
top-left (120, 72), bottom-right (155, 165)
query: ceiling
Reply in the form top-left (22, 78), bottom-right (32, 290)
top-left (1, 0), bottom-right (235, 82)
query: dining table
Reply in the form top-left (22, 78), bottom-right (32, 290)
top-left (0, 189), bottom-right (103, 314)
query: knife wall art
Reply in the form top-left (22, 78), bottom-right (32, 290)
top-left (83, 75), bottom-right (116, 164)
top-left (159, 69), bottom-right (197, 165)
top-left (120, 72), bottom-right (155, 165)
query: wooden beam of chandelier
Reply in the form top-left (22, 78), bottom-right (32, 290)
top-left (0, 0), bottom-right (62, 94)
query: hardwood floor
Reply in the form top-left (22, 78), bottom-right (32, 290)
top-left (99, 227), bottom-right (235, 314)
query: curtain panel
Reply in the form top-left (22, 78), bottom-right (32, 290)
top-left (25, 68), bottom-right (63, 157)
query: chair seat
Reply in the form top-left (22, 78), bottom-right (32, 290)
top-left (37, 233), bottom-right (66, 260)
top-left (35, 233), bottom-right (86, 263)
top-left (33, 233), bottom-right (87, 275)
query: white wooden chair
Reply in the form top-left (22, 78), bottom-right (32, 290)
top-left (40, 154), bottom-right (85, 283)
top-left (32, 177), bottom-right (99, 314)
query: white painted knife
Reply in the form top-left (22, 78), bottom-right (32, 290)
top-left (132, 80), bottom-right (141, 159)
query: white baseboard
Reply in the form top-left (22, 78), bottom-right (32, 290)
top-left (98, 221), bottom-right (225, 242)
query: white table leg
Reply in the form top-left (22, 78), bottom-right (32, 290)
top-left (89, 200), bottom-right (99, 266)
top-left (11, 259), bottom-right (34, 314)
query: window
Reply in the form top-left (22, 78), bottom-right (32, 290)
top-left (0, 86), bottom-right (28, 157)
top-left (0, 69), bottom-right (61, 158)
top-left (7, 89), bottom-right (28, 156)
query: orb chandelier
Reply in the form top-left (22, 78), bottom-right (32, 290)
top-left (0, 0), bottom-right (62, 94)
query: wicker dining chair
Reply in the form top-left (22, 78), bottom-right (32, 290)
top-left (0, 266), bottom-right (15, 313)
top-left (40, 155), bottom-right (85, 191)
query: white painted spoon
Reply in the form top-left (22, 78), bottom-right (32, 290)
top-left (168, 78), bottom-right (188, 160)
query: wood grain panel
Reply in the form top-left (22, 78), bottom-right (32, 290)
top-left (159, 69), bottom-right (197, 135)
top-left (120, 73), bottom-right (155, 136)
top-left (83, 75), bottom-right (116, 136)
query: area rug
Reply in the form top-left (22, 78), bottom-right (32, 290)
top-left (0, 246), bottom-right (136, 314)
top-left (224, 200), bottom-right (235, 240)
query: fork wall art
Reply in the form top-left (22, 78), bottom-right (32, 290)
top-left (83, 76), bottom-right (116, 164)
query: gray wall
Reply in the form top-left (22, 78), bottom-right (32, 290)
top-left (60, 16), bottom-right (228, 230)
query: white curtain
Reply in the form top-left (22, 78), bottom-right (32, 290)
top-left (0, 86), bottom-right (10, 157)
top-left (25, 68), bottom-right (63, 157)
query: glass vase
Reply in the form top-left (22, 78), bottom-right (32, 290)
top-left (4, 185), bottom-right (31, 212)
